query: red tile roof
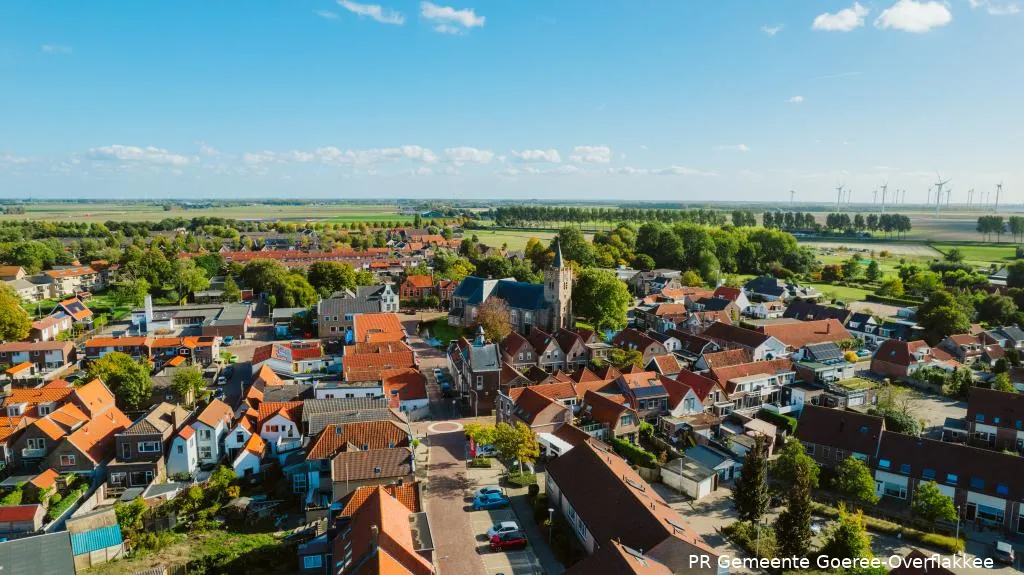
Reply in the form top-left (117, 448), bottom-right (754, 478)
top-left (253, 363), bottom-right (284, 386)
top-left (28, 468), bottom-right (59, 490)
top-left (381, 368), bottom-right (427, 408)
top-left (0, 505), bottom-right (41, 523)
top-left (700, 349), bottom-right (752, 369)
top-left (713, 286), bottom-right (743, 302)
top-left (508, 381), bottom-right (577, 402)
top-left (670, 369), bottom-right (724, 403)
top-left (403, 275), bottom-right (434, 289)
top-left (306, 420), bottom-right (410, 460)
top-left (257, 401), bottom-right (303, 425)
top-left (340, 482), bottom-right (421, 517)
top-left (66, 407), bottom-right (132, 464)
top-left (353, 313), bottom-right (405, 344)
top-left (760, 318), bottom-right (852, 349)
top-left (709, 358), bottom-right (795, 392)
top-left (242, 432), bottom-right (266, 457)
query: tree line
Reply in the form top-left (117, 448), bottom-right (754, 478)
top-left (977, 215), bottom-right (1024, 243)
top-left (490, 205), bottom-right (728, 228)
top-left (822, 213), bottom-right (912, 238)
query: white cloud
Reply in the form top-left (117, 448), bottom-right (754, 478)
top-left (718, 144), bottom-right (751, 152)
top-left (510, 149), bottom-right (561, 163)
top-left (968, 0), bottom-right (1021, 15)
top-left (874, 0), bottom-right (953, 32)
top-left (761, 24), bottom-right (784, 36)
top-left (652, 166), bottom-right (715, 176)
top-left (41, 44), bottom-right (72, 54)
top-left (445, 146), bottom-right (494, 164)
top-left (639, 144), bottom-right (648, 150)
top-left (316, 9), bottom-right (340, 19)
top-left (788, 95), bottom-right (805, 104)
top-left (411, 167), bottom-right (433, 176)
top-left (607, 167), bottom-right (649, 176)
top-left (420, 2), bottom-right (485, 34)
top-left (337, 0), bottom-right (405, 25)
top-left (496, 168), bottom-right (520, 178)
top-left (198, 143), bottom-right (220, 157)
top-left (813, 2), bottom-right (869, 31)
top-left (86, 145), bottom-right (190, 166)
top-left (570, 145), bottom-right (612, 164)
top-left (0, 154), bottom-right (29, 165)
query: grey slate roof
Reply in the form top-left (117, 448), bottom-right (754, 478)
top-left (319, 295), bottom-right (380, 317)
top-left (783, 301), bottom-right (851, 323)
top-left (468, 343), bottom-right (501, 372)
top-left (450, 276), bottom-right (546, 310)
top-left (301, 397), bottom-right (403, 436)
top-left (0, 531), bottom-right (76, 575)
top-left (744, 276), bottom-right (786, 297)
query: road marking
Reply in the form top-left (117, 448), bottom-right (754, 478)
top-left (428, 421), bottom-right (463, 434)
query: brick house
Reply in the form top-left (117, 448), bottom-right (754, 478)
top-left (610, 329), bottom-right (668, 365)
top-left (400, 275), bottom-right (435, 299)
top-left (795, 404), bottom-right (885, 468)
top-left (108, 402), bottom-right (190, 491)
top-left (496, 386), bottom-right (571, 434)
top-left (0, 341), bottom-right (77, 373)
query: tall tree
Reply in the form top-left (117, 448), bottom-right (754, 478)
top-left (307, 261), bottom-right (356, 298)
top-left (0, 285), bottom-right (31, 341)
top-left (221, 275), bottom-right (241, 303)
top-left (476, 297), bottom-right (512, 342)
top-left (493, 421), bottom-right (540, 473)
top-left (572, 268), bottom-right (631, 331)
top-left (171, 365), bottom-right (207, 407)
top-left (820, 505), bottom-right (872, 561)
top-left (772, 438), bottom-right (820, 488)
top-left (775, 464), bottom-right (813, 558)
top-left (734, 434), bottom-right (771, 523)
top-left (86, 352), bottom-right (153, 411)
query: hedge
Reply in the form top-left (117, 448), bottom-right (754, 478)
top-left (812, 502), bottom-right (963, 553)
top-left (468, 457), bottom-right (492, 468)
top-left (611, 437), bottom-right (657, 469)
top-left (46, 485), bottom-right (87, 522)
top-left (507, 472), bottom-right (537, 487)
top-left (865, 294), bottom-right (924, 307)
top-left (757, 409), bottom-right (797, 435)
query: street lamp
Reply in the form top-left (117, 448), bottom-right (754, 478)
top-left (548, 508), bottom-right (555, 545)
top-left (955, 505), bottom-right (962, 556)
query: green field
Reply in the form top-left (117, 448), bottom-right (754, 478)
top-left (930, 243), bottom-right (1019, 267)
top-left (0, 202), bottom-right (414, 223)
top-left (465, 229), bottom-right (564, 251)
top-left (807, 283), bottom-right (873, 303)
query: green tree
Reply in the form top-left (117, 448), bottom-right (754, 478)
top-left (734, 434), bottom-right (771, 523)
top-left (476, 297), bottom-right (512, 342)
top-left (275, 274), bottom-right (318, 308)
top-left (772, 438), bottom-right (820, 488)
top-left (842, 257), bottom-right (862, 281)
top-left (945, 367), bottom-right (974, 398)
top-left (354, 269), bottom-right (376, 286)
top-left (572, 268), bottom-right (631, 331)
top-left (172, 258), bottom-right (211, 299)
top-left (917, 290), bottom-right (971, 344)
top-left (607, 348), bottom-right (643, 370)
top-left (977, 294), bottom-right (1018, 326)
top-left (679, 270), bottom-right (703, 287)
top-left (464, 423), bottom-right (497, 447)
top-left (86, 352), bottom-right (153, 410)
top-left (307, 261), bottom-right (356, 298)
top-left (994, 372), bottom-right (1015, 392)
top-left (820, 505), bottom-right (872, 561)
top-left (112, 278), bottom-right (151, 307)
top-left (876, 276), bottom-right (905, 298)
top-left (171, 365), bottom-right (206, 406)
top-left (865, 260), bottom-right (881, 282)
top-left (911, 481), bottom-right (957, 524)
top-left (115, 497), bottom-right (148, 535)
top-left (493, 421), bottom-right (540, 473)
top-left (774, 462), bottom-right (813, 558)
top-left (221, 275), bottom-right (241, 303)
top-left (240, 259), bottom-right (289, 295)
top-left (945, 248), bottom-right (964, 263)
top-left (833, 456), bottom-right (880, 506)
top-left (551, 227), bottom-right (595, 267)
top-left (0, 285), bottom-right (31, 341)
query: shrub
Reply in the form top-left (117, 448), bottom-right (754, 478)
top-left (507, 472), bottom-right (537, 487)
top-left (611, 437), bottom-right (657, 468)
top-left (46, 484), bottom-right (87, 522)
top-left (722, 521), bottom-right (777, 558)
top-left (527, 484), bottom-right (540, 499)
top-left (756, 409), bottom-right (798, 435)
top-left (919, 532), bottom-right (964, 553)
top-left (468, 457), bottom-right (492, 468)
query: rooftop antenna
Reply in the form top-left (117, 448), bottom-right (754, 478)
top-left (934, 172), bottom-right (950, 215)
top-left (995, 182), bottom-right (1003, 213)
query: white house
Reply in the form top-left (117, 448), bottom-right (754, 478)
top-left (258, 402), bottom-right (303, 455)
top-left (224, 416), bottom-right (255, 460)
top-left (232, 433), bottom-right (265, 478)
top-left (313, 380), bottom-right (382, 400)
top-left (192, 399), bottom-right (234, 465)
top-left (166, 427), bottom-right (199, 477)
top-left (382, 368), bottom-right (429, 419)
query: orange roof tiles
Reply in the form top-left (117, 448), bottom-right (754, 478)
top-left (48, 403), bottom-right (89, 430)
top-left (0, 415), bottom-right (31, 444)
top-left (403, 275), bottom-right (434, 289)
top-left (73, 379), bottom-right (116, 417)
top-left (340, 482), bottom-right (421, 517)
top-left (508, 381), bottom-right (577, 403)
top-left (306, 420), bottom-right (410, 460)
top-left (166, 355), bottom-right (186, 367)
top-left (381, 368), bottom-right (427, 408)
top-left (66, 407), bottom-right (132, 464)
top-left (2, 387), bottom-right (74, 409)
top-left (352, 313), bottom-right (405, 344)
top-left (700, 349), bottom-right (752, 369)
top-left (338, 486), bottom-right (434, 575)
top-left (253, 363), bottom-right (285, 386)
top-left (196, 399), bottom-right (234, 429)
top-left (242, 432), bottom-right (266, 457)
top-left (5, 362), bottom-right (34, 375)
top-left (85, 336), bottom-right (151, 348)
top-left (43, 266), bottom-right (95, 279)
top-left (257, 401), bottom-right (303, 425)
top-left (760, 318), bottom-right (852, 349)
top-left (29, 468), bottom-right (59, 490)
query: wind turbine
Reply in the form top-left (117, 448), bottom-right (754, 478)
top-left (967, 188), bottom-right (975, 207)
top-left (873, 189), bottom-right (878, 205)
top-left (927, 186), bottom-right (932, 205)
top-left (835, 184), bottom-right (844, 211)
top-left (790, 190), bottom-right (795, 203)
top-left (880, 181), bottom-right (889, 213)
top-left (995, 182), bottom-right (1003, 212)
top-left (946, 187), bottom-right (952, 207)
top-left (934, 172), bottom-right (951, 214)
top-left (900, 189), bottom-right (906, 204)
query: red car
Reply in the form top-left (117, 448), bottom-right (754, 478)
top-left (490, 532), bottom-right (528, 551)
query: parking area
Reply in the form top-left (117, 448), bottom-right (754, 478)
top-left (468, 507), bottom-right (541, 575)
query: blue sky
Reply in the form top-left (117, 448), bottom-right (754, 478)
top-left (1, 1), bottom-right (1022, 202)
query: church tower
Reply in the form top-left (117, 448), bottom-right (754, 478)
top-left (544, 239), bottom-right (573, 331)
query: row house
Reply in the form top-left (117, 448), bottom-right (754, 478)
top-left (327, 485), bottom-right (434, 575)
top-left (793, 342), bottom-right (856, 384)
top-left (497, 380), bottom-right (580, 424)
top-left (0, 341), bottom-right (77, 374)
top-left (6, 277), bottom-right (52, 304)
top-left (610, 329), bottom-right (668, 365)
top-left (782, 301), bottom-right (852, 324)
top-left (646, 354), bottom-right (683, 377)
top-left (984, 326), bottom-right (1024, 352)
top-left (966, 387), bottom-right (1024, 452)
top-left (659, 370), bottom-right (729, 438)
top-left (258, 401), bottom-right (304, 456)
top-left (759, 318), bottom-right (853, 358)
top-left (447, 332), bottom-right (502, 415)
top-left (496, 386), bottom-right (572, 434)
top-left (708, 358), bottom-right (796, 413)
top-left (7, 379), bottom-right (131, 477)
top-left (577, 390), bottom-right (640, 443)
top-left (870, 339), bottom-right (959, 380)
top-left (107, 402), bottom-right (190, 493)
top-left (634, 303), bottom-right (688, 333)
top-left (665, 330), bottom-right (720, 367)
top-left (545, 439), bottom-right (720, 574)
top-left (938, 333), bottom-right (1001, 366)
top-left (691, 297), bottom-right (741, 321)
top-left (845, 313), bottom-right (921, 345)
top-left (167, 399), bottom-right (234, 477)
top-left (712, 286), bottom-right (752, 314)
top-left (84, 336), bottom-right (152, 361)
top-left (746, 300), bottom-right (787, 320)
top-left (615, 371), bottom-right (669, 422)
top-left (499, 327), bottom-right (589, 373)
top-left (700, 321), bottom-right (787, 361)
top-left (694, 348), bottom-right (752, 372)
top-left (798, 404), bottom-right (1024, 534)
top-left (316, 285), bottom-right (400, 339)
top-left (40, 264), bottom-right (109, 297)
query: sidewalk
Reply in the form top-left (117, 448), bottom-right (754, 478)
top-left (507, 484), bottom-right (565, 575)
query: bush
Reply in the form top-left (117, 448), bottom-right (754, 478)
top-left (866, 294), bottom-right (923, 307)
top-left (46, 485), bottom-right (87, 522)
top-left (722, 521), bottom-right (777, 558)
top-left (507, 472), bottom-right (537, 487)
top-left (919, 532), bottom-right (964, 553)
top-left (468, 457), bottom-right (492, 468)
top-left (757, 409), bottom-right (798, 435)
top-left (811, 502), bottom-right (963, 552)
top-left (611, 437), bottom-right (657, 468)
top-left (527, 484), bottom-right (540, 499)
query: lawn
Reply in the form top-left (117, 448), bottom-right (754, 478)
top-left (465, 229), bottom-right (560, 251)
top-left (930, 242), bottom-right (1020, 267)
top-left (837, 377), bottom-right (879, 391)
top-left (807, 283), bottom-right (873, 303)
top-left (421, 319), bottom-right (466, 345)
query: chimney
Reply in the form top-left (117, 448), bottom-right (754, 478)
top-left (370, 525), bottom-right (379, 550)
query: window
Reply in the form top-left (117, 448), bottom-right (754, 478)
top-left (899, 463), bottom-right (911, 475)
top-left (976, 414), bottom-right (986, 423)
top-left (835, 449), bottom-right (846, 460)
top-left (236, 432), bottom-right (244, 443)
top-left (995, 417), bottom-right (1001, 425)
top-left (997, 483), bottom-right (1010, 495)
top-left (199, 446), bottom-right (213, 459)
top-left (293, 473), bottom-right (308, 494)
top-left (821, 446), bottom-right (832, 460)
top-left (475, 375), bottom-right (483, 390)
top-left (59, 454), bottom-right (76, 467)
top-left (620, 414), bottom-right (634, 426)
top-left (177, 445), bottom-right (184, 454)
top-left (946, 473), bottom-right (959, 485)
top-left (803, 442), bottom-right (815, 455)
top-left (138, 441), bottom-right (161, 453)
top-left (970, 476), bottom-right (985, 490)
top-left (922, 468), bottom-right (936, 480)
top-left (27, 437), bottom-right (45, 450)
top-left (878, 459), bottom-right (891, 469)
top-left (303, 556), bottom-right (323, 570)
top-left (199, 429), bottom-right (212, 440)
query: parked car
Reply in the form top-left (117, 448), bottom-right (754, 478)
top-left (472, 492), bottom-right (511, 511)
top-left (994, 541), bottom-right (1015, 564)
top-left (223, 336), bottom-right (234, 346)
top-left (474, 485), bottom-right (504, 499)
top-left (476, 444), bottom-right (498, 457)
top-left (487, 521), bottom-right (519, 538)
top-left (490, 531), bottom-right (528, 551)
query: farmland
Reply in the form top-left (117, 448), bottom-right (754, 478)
top-left (930, 243), bottom-right (1020, 267)
top-left (0, 202), bottom-right (414, 224)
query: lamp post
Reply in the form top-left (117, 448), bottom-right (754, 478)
top-left (955, 505), bottom-right (962, 556)
top-left (548, 508), bottom-right (555, 545)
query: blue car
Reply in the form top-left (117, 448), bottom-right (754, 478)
top-left (472, 492), bottom-right (511, 511)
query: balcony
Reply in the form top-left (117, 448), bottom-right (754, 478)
top-left (21, 447), bottom-right (47, 459)
top-left (277, 437), bottom-right (303, 454)
top-left (578, 422), bottom-right (609, 438)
